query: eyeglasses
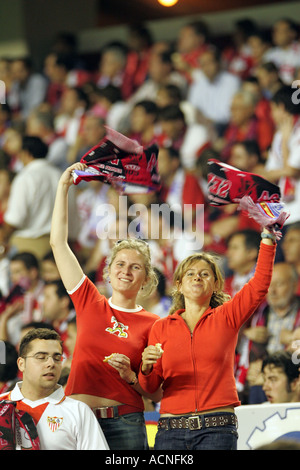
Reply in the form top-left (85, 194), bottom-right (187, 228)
top-left (23, 352), bottom-right (63, 363)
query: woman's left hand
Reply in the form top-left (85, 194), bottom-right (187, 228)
top-left (106, 353), bottom-right (136, 384)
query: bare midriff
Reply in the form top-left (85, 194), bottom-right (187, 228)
top-left (70, 394), bottom-right (124, 408)
top-left (160, 406), bottom-right (235, 417)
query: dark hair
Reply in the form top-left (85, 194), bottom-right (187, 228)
top-left (243, 75), bottom-right (259, 85)
top-left (55, 53), bottom-right (75, 72)
top-left (96, 84), bottom-right (122, 104)
top-left (233, 139), bottom-right (264, 164)
top-left (70, 86), bottom-right (89, 108)
top-left (128, 24), bottom-right (153, 48)
top-left (262, 351), bottom-right (299, 387)
top-left (228, 229), bottom-right (261, 254)
top-left (249, 28), bottom-right (272, 44)
top-left (274, 18), bottom-right (299, 35)
top-left (134, 100), bottom-right (158, 117)
top-left (19, 328), bottom-right (63, 358)
top-left (22, 136), bottom-right (48, 159)
top-left (0, 342), bottom-right (18, 381)
top-left (42, 251), bottom-right (56, 262)
top-left (159, 50), bottom-right (173, 66)
top-left (271, 85), bottom-right (300, 115)
top-left (44, 279), bottom-right (74, 310)
top-left (258, 61), bottom-right (279, 74)
top-left (10, 251), bottom-right (39, 271)
top-left (53, 32), bottom-right (78, 52)
top-left (187, 20), bottom-right (210, 41)
top-left (159, 104), bottom-right (185, 123)
top-left (235, 18), bottom-right (257, 38)
top-left (159, 84), bottom-right (182, 103)
top-left (153, 268), bottom-right (167, 298)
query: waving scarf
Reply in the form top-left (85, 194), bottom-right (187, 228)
top-left (207, 159), bottom-right (289, 238)
top-left (72, 126), bottom-right (161, 194)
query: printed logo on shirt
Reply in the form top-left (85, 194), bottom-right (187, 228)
top-left (105, 316), bottom-right (128, 338)
top-left (47, 416), bottom-right (63, 432)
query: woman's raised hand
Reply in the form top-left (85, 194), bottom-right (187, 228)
top-left (60, 163), bottom-right (87, 188)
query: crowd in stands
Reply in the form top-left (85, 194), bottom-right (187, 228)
top-left (1, 16), bottom-right (300, 408)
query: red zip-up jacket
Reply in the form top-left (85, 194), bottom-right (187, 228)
top-left (138, 243), bottom-right (276, 415)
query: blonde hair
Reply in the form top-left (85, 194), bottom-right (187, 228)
top-left (103, 238), bottom-right (158, 296)
top-left (169, 252), bottom-right (231, 315)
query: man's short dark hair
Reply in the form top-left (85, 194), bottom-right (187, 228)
top-left (187, 20), bottom-right (210, 41)
top-left (134, 100), bottom-right (158, 117)
top-left (228, 229), bottom-right (261, 254)
top-left (271, 85), bottom-right (300, 115)
top-left (262, 351), bottom-right (299, 388)
top-left (96, 84), bottom-right (122, 104)
top-left (19, 328), bottom-right (63, 358)
top-left (45, 279), bottom-right (74, 310)
top-left (10, 251), bottom-right (39, 271)
top-left (159, 104), bottom-right (185, 123)
top-left (233, 139), bottom-right (264, 164)
top-left (22, 136), bottom-right (48, 159)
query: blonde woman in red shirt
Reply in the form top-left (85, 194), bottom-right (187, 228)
top-left (139, 228), bottom-right (277, 450)
top-left (50, 162), bottom-right (162, 450)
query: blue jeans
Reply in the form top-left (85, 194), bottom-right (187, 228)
top-left (97, 412), bottom-right (148, 450)
top-left (154, 413), bottom-right (238, 450)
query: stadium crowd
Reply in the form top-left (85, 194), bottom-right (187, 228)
top-left (1, 16), bottom-right (300, 447)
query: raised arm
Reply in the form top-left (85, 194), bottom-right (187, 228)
top-left (50, 163), bottom-right (86, 291)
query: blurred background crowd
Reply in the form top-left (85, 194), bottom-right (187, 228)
top-left (1, 0), bottom-right (300, 407)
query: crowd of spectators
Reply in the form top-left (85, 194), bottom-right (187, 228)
top-left (1, 17), bottom-right (300, 407)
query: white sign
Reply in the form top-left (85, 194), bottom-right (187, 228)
top-left (236, 403), bottom-right (300, 449)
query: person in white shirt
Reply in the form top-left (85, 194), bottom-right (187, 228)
top-left (188, 46), bottom-right (241, 134)
top-left (0, 136), bottom-right (78, 259)
top-left (0, 327), bottom-right (109, 450)
top-left (259, 86), bottom-right (300, 226)
top-left (265, 19), bottom-right (300, 85)
top-left (7, 58), bottom-right (48, 119)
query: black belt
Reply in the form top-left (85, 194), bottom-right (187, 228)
top-left (158, 413), bottom-right (238, 431)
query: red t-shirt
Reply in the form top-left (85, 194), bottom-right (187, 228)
top-left (65, 276), bottom-right (159, 410)
top-left (138, 243), bottom-right (276, 415)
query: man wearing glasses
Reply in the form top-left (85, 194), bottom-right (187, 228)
top-left (0, 328), bottom-right (109, 450)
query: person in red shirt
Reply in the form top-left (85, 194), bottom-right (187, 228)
top-left (139, 227), bottom-right (277, 450)
top-left (172, 20), bottom-right (211, 83)
top-left (220, 90), bottom-right (259, 161)
top-left (42, 279), bottom-right (75, 358)
top-left (50, 162), bottom-right (162, 450)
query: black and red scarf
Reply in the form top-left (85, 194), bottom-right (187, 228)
top-left (207, 159), bottom-right (290, 238)
top-left (72, 126), bottom-right (161, 195)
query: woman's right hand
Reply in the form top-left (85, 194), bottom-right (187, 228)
top-left (60, 163), bottom-right (87, 188)
top-left (141, 344), bottom-right (163, 375)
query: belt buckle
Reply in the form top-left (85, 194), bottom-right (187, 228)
top-left (98, 406), bottom-right (114, 418)
top-left (188, 415), bottom-right (201, 430)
